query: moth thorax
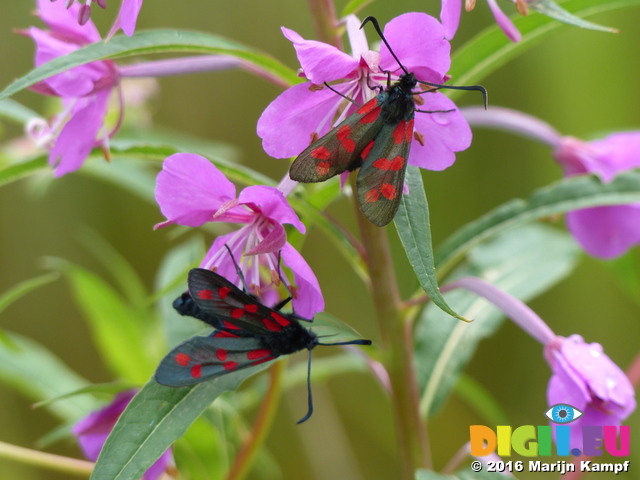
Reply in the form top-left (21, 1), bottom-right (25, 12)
top-left (261, 321), bottom-right (317, 356)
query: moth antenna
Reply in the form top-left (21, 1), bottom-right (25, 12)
top-left (316, 339), bottom-right (373, 346)
top-left (223, 244), bottom-right (251, 293)
top-left (297, 349), bottom-right (314, 424)
top-left (360, 16), bottom-right (409, 76)
top-left (323, 82), bottom-right (361, 107)
top-left (416, 80), bottom-right (488, 109)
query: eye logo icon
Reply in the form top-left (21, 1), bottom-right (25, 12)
top-left (545, 404), bottom-right (583, 424)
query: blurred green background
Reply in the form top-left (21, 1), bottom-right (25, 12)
top-left (1, 0), bottom-right (639, 479)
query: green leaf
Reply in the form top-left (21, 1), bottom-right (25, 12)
top-left (395, 166), bottom-right (468, 321)
top-left (0, 30), bottom-right (299, 102)
top-left (417, 224), bottom-right (580, 417)
top-left (528, 0), bottom-right (618, 33)
top-left (51, 259), bottom-right (156, 383)
top-left (435, 170), bottom-right (640, 276)
top-left (33, 382), bottom-right (134, 409)
top-left (449, 0), bottom-right (640, 98)
top-left (0, 156), bottom-right (48, 187)
top-left (341, 0), bottom-right (376, 17)
top-left (90, 369), bottom-right (270, 480)
top-left (0, 99), bottom-right (40, 124)
top-left (0, 332), bottom-right (100, 422)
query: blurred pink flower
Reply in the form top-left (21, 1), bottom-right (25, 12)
top-left (72, 390), bottom-right (173, 480)
top-left (441, 0), bottom-right (529, 42)
top-left (50, 0), bottom-right (143, 37)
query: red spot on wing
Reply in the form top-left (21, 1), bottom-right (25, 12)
top-left (262, 318), bottom-right (283, 331)
top-left (316, 161), bottom-right (330, 176)
top-left (216, 349), bottom-right (228, 361)
top-left (223, 361), bottom-right (238, 370)
top-left (231, 308), bottom-right (244, 319)
top-left (218, 286), bottom-right (231, 299)
top-left (357, 98), bottom-right (378, 115)
top-left (191, 364), bottom-right (202, 378)
top-left (406, 119), bottom-right (414, 142)
top-left (364, 189), bottom-right (380, 203)
top-left (222, 321), bottom-right (241, 330)
top-left (247, 349), bottom-right (271, 360)
top-left (175, 353), bottom-right (190, 366)
top-left (197, 289), bottom-right (213, 300)
top-left (337, 125), bottom-right (356, 153)
top-left (360, 140), bottom-right (375, 160)
top-left (271, 311), bottom-right (291, 327)
top-left (311, 146), bottom-right (331, 160)
top-left (251, 356), bottom-right (275, 366)
top-left (337, 125), bottom-right (351, 140)
top-left (393, 120), bottom-right (407, 144)
top-left (380, 183), bottom-right (397, 200)
top-left (214, 330), bottom-right (240, 338)
top-left (390, 156), bottom-right (405, 171)
top-left (373, 157), bottom-right (404, 171)
top-left (361, 107), bottom-right (381, 124)
top-left (341, 138), bottom-right (356, 152)
top-left (245, 304), bottom-right (259, 313)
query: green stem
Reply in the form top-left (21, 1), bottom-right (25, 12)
top-left (225, 360), bottom-right (285, 480)
top-left (351, 179), bottom-right (431, 478)
top-left (306, 0), bottom-right (343, 50)
top-left (0, 441), bottom-right (94, 477)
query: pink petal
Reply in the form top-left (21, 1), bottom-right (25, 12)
top-left (589, 132), bottom-right (640, 182)
top-left (155, 153), bottom-right (237, 227)
top-left (280, 243), bottom-right (324, 318)
top-left (487, 0), bottom-right (522, 42)
top-left (282, 27), bottom-right (358, 84)
top-left (37, 0), bottom-right (101, 44)
top-left (200, 234), bottom-right (245, 287)
top-left (409, 92), bottom-right (471, 171)
top-left (381, 13), bottom-right (451, 82)
top-left (441, 0), bottom-right (462, 40)
top-left (566, 205), bottom-right (640, 259)
top-left (108, 0), bottom-right (143, 38)
top-left (344, 14), bottom-right (369, 61)
top-left (50, 90), bottom-right (110, 176)
top-left (245, 222), bottom-right (287, 255)
top-left (258, 81), bottom-right (354, 158)
top-left (238, 185), bottom-right (305, 233)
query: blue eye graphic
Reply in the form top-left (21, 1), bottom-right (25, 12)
top-left (545, 404), bottom-right (583, 424)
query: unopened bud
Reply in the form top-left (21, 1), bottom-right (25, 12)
top-left (96, 0), bottom-right (107, 8)
top-left (78, 3), bottom-right (91, 25)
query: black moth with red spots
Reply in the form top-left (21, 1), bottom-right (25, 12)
top-left (155, 268), bottom-right (371, 423)
top-left (289, 16), bottom-right (486, 227)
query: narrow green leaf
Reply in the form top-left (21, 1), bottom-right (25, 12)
top-left (0, 156), bottom-right (48, 187)
top-left (0, 332), bottom-right (100, 421)
top-left (435, 170), bottom-right (640, 276)
top-left (395, 166), bottom-right (468, 321)
top-left (33, 382), bottom-right (134, 409)
top-left (528, 0), bottom-right (618, 33)
top-left (341, 0), bottom-right (376, 17)
top-left (0, 30), bottom-right (299, 102)
top-left (0, 272), bottom-right (59, 315)
top-left (51, 259), bottom-right (155, 383)
top-left (90, 370), bottom-right (270, 480)
top-left (0, 99), bottom-right (40, 124)
top-left (417, 224), bottom-right (580, 417)
top-left (416, 469), bottom-right (510, 480)
top-left (449, 0), bottom-right (640, 98)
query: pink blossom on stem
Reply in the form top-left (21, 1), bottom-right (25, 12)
top-left (446, 276), bottom-right (636, 450)
top-left (72, 390), bottom-right (173, 480)
top-left (462, 106), bottom-right (640, 259)
top-left (258, 13), bottom-right (472, 172)
top-left (441, 0), bottom-right (529, 42)
top-left (24, 0), bottom-right (121, 176)
top-left (155, 153), bottom-right (324, 318)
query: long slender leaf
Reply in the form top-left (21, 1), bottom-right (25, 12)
top-left (395, 166), bottom-right (467, 321)
top-left (90, 369), bottom-right (270, 480)
top-left (449, 0), bottom-right (640, 99)
top-left (0, 156), bottom-right (48, 187)
top-left (0, 99), bottom-right (40, 124)
top-left (417, 224), bottom-right (580, 418)
top-left (416, 470), bottom-right (510, 480)
top-left (435, 170), bottom-right (640, 276)
top-left (0, 30), bottom-right (299, 102)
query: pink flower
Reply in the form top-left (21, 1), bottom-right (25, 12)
top-left (258, 13), bottom-right (472, 172)
top-left (441, 0), bottom-right (528, 42)
top-left (554, 134), bottom-right (640, 258)
top-left (155, 153), bottom-right (324, 318)
top-left (545, 335), bottom-right (636, 448)
top-left (72, 390), bottom-right (173, 480)
top-left (24, 0), bottom-right (121, 177)
top-left (50, 0), bottom-right (143, 37)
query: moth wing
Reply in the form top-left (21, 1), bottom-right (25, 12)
top-left (155, 334), bottom-right (276, 387)
top-left (289, 95), bottom-right (386, 183)
top-left (356, 117), bottom-right (414, 227)
top-left (188, 268), bottom-right (294, 335)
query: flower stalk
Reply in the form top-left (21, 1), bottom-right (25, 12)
top-left (0, 441), bottom-right (94, 477)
